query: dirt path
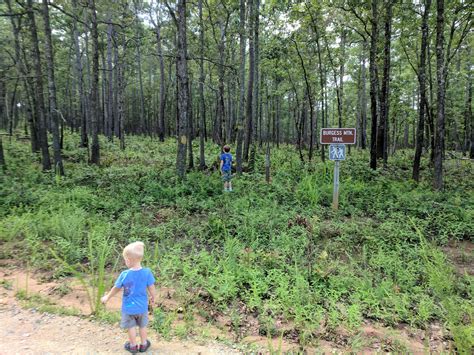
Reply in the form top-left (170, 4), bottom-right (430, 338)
top-left (0, 301), bottom-right (240, 355)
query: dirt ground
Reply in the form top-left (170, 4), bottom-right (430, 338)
top-left (0, 303), bottom-right (240, 355)
top-left (0, 264), bottom-right (455, 354)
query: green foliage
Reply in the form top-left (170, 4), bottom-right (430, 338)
top-left (1, 135), bottom-right (472, 350)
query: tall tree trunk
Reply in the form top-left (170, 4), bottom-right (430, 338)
top-left (175, 0), bottom-right (189, 178)
top-left (105, 17), bottom-right (114, 141)
top-left (360, 42), bottom-right (368, 149)
top-left (235, 0), bottom-right (246, 174)
top-left (243, 0), bottom-right (255, 162)
top-left (249, 0), bottom-right (260, 171)
top-left (377, 0), bottom-right (393, 167)
top-left (413, 0), bottom-right (431, 182)
top-left (134, 2), bottom-right (146, 135)
top-left (427, 43), bottom-right (436, 164)
top-left (314, 21), bottom-right (326, 160)
top-left (198, 0), bottom-right (206, 169)
top-left (338, 28), bottom-right (346, 128)
top-left (42, 0), bottom-right (64, 175)
top-left (369, 0), bottom-right (379, 170)
top-left (433, 0), bottom-right (446, 190)
top-left (89, 0), bottom-right (100, 165)
top-left (154, 17), bottom-right (166, 142)
top-left (27, 0), bottom-right (51, 171)
top-left (71, 0), bottom-right (88, 148)
top-left (464, 47), bottom-right (473, 158)
top-left (293, 40), bottom-right (314, 161)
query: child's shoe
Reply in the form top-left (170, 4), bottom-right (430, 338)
top-left (124, 342), bottom-right (139, 354)
top-left (139, 340), bottom-right (151, 352)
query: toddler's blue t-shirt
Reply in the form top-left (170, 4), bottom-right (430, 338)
top-left (221, 152), bottom-right (232, 172)
top-left (114, 268), bottom-right (155, 315)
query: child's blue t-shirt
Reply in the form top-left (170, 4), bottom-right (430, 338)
top-left (221, 153), bottom-right (232, 172)
top-left (114, 268), bottom-right (155, 315)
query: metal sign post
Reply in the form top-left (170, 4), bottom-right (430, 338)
top-left (332, 160), bottom-right (340, 210)
top-left (321, 129), bottom-right (355, 211)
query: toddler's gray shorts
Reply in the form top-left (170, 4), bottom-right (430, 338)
top-left (120, 312), bottom-right (148, 329)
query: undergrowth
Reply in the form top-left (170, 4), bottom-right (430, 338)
top-left (1, 133), bottom-right (472, 352)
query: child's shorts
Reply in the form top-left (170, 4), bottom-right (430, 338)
top-left (120, 312), bottom-right (148, 329)
top-left (222, 170), bottom-right (232, 182)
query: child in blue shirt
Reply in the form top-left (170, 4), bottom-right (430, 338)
top-left (101, 241), bottom-right (156, 353)
top-left (220, 145), bottom-right (233, 192)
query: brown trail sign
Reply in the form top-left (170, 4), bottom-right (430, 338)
top-left (320, 128), bottom-right (356, 144)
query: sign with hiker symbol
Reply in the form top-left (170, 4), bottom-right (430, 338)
top-left (329, 144), bottom-right (346, 161)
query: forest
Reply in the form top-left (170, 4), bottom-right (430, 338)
top-left (0, 0), bottom-right (473, 353)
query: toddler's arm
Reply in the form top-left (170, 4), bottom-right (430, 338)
top-left (101, 286), bottom-right (121, 304)
top-left (147, 284), bottom-right (156, 304)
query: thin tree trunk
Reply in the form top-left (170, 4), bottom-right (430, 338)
top-left (71, 0), bottom-right (88, 147)
top-left (235, 0), bottom-right (246, 174)
top-left (198, 0), bottom-right (206, 169)
top-left (369, 0), bottom-right (379, 170)
top-left (377, 0), bottom-right (393, 167)
top-left (27, 0), bottom-right (51, 171)
top-left (433, 0), bottom-right (446, 190)
top-left (131, 0), bottom-right (146, 135)
top-left (360, 42), bottom-right (368, 149)
top-left (42, 0), bottom-right (64, 175)
top-left (174, 0), bottom-right (189, 179)
top-left (293, 40), bottom-right (314, 161)
top-left (249, 0), bottom-right (260, 171)
top-left (105, 16), bottom-right (114, 141)
top-left (154, 17), bottom-right (166, 142)
top-left (464, 47), bottom-right (472, 158)
top-left (89, 0), bottom-right (100, 165)
top-left (413, 0), bottom-right (431, 182)
top-left (243, 0), bottom-right (255, 162)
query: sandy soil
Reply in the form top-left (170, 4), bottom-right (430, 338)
top-left (0, 302), bottom-right (239, 355)
top-left (0, 265), bottom-right (455, 354)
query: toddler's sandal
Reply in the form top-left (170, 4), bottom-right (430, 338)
top-left (139, 340), bottom-right (151, 352)
top-left (124, 341), bottom-right (139, 354)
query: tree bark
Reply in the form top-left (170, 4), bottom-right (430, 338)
top-left (89, 0), bottom-right (100, 165)
top-left (70, 0), bottom-right (88, 148)
top-left (433, 0), bottom-right (446, 190)
top-left (154, 15), bottom-right (166, 142)
top-left (235, 0), bottom-right (246, 174)
top-left (198, 0), bottom-right (206, 169)
top-left (249, 0), bottom-right (260, 171)
top-left (243, 0), bottom-right (255, 162)
top-left (293, 40), bottom-right (314, 161)
top-left (369, 0), bottom-right (379, 170)
top-left (464, 47), bottom-right (473, 158)
top-left (377, 0), bottom-right (393, 167)
top-left (413, 0), bottom-right (431, 182)
top-left (175, 0), bottom-right (189, 178)
top-left (27, 0), bottom-right (51, 171)
top-left (105, 15), bottom-right (114, 141)
top-left (42, 0), bottom-right (64, 175)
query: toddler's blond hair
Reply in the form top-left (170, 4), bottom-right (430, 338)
top-left (123, 241), bottom-right (145, 261)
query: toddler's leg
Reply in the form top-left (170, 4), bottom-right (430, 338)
top-left (139, 327), bottom-right (148, 345)
top-left (128, 327), bottom-right (137, 346)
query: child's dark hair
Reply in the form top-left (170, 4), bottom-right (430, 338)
top-left (223, 145), bottom-right (230, 153)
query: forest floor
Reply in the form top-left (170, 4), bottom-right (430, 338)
top-left (1, 257), bottom-right (465, 354)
